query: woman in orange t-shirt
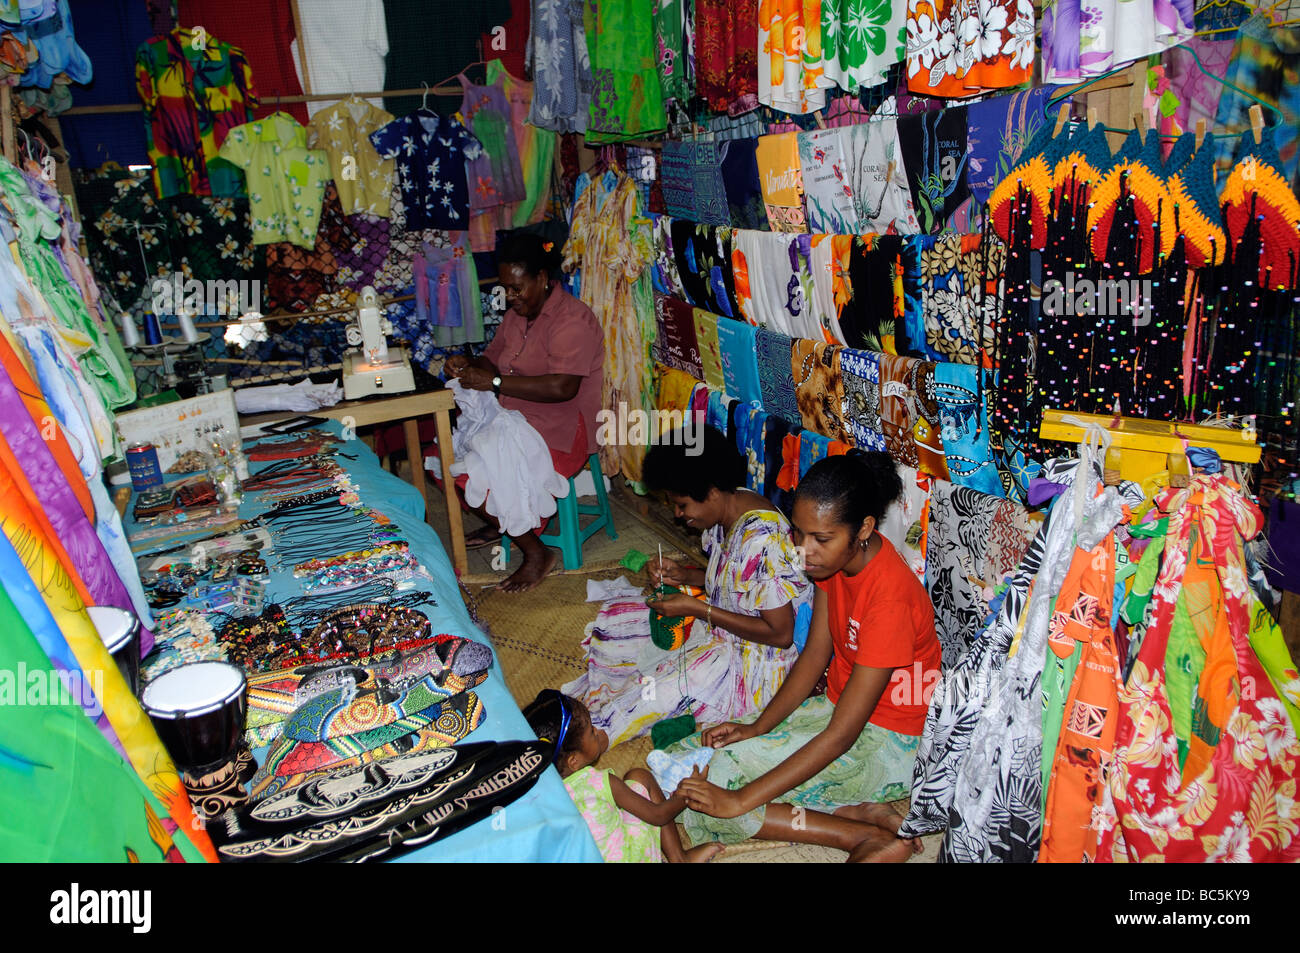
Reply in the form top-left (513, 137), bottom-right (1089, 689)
top-left (675, 451), bottom-right (941, 861)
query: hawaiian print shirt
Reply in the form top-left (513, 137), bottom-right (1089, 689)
top-left (135, 27), bottom-right (258, 199)
top-left (369, 109), bottom-right (484, 231)
top-left (306, 96), bottom-right (396, 218)
top-left (218, 112), bottom-right (330, 248)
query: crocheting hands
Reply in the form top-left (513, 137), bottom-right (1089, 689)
top-left (647, 556), bottom-right (687, 586)
top-left (645, 592), bottom-right (702, 617)
top-left (702, 721), bottom-right (761, 749)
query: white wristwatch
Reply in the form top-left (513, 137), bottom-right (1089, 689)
top-left (492, 375), bottom-right (503, 397)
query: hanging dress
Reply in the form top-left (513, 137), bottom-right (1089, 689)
top-left (562, 167), bottom-right (656, 481)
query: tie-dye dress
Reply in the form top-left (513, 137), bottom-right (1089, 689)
top-left (563, 509), bottom-right (813, 746)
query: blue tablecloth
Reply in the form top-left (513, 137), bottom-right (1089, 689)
top-left (127, 422), bottom-right (600, 863)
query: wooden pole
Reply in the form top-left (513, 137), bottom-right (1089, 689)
top-left (61, 87), bottom-right (457, 116)
top-left (289, 0), bottom-right (312, 96)
top-left (1, 86), bottom-right (14, 163)
top-left (186, 293), bottom-right (416, 329)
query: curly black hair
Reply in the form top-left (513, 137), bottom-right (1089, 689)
top-left (793, 450), bottom-right (903, 531)
top-left (641, 424), bottom-right (745, 502)
top-left (497, 232), bottom-right (562, 278)
top-left (522, 689), bottom-right (590, 768)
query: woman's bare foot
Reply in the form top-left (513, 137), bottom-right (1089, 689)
top-left (835, 804), bottom-right (922, 858)
top-left (500, 548), bottom-right (558, 593)
top-left (834, 801), bottom-right (903, 832)
top-left (833, 802), bottom-right (922, 854)
top-left (679, 843), bottom-right (724, 863)
top-left (846, 835), bottom-right (915, 863)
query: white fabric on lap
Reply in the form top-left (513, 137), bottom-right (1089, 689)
top-left (446, 379), bottom-right (569, 538)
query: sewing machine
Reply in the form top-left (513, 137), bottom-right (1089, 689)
top-left (341, 286), bottom-right (415, 400)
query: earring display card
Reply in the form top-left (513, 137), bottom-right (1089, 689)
top-left (115, 390), bottom-right (240, 474)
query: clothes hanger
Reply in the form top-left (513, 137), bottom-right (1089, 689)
top-left (1193, 0), bottom-right (1263, 35)
top-left (1043, 64), bottom-right (1132, 119)
top-left (1195, 0), bottom-right (1300, 33)
top-left (268, 88), bottom-right (289, 119)
top-left (1179, 40), bottom-right (1284, 126)
top-left (1044, 47), bottom-right (1284, 140)
top-left (430, 60), bottom-right (487, 96)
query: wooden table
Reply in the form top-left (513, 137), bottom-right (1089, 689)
top-left (242, 389), bottom-right (468, 576)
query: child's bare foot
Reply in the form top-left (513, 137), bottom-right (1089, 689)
top-left (680, 843), bottom-right (723, 863)
top-left (846, 835), bottom-right (914, 863)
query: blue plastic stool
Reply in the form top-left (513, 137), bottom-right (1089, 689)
top-left (503, 453), bottom-right (617, 570)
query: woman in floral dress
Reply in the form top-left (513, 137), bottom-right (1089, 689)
top-left (563, 426), bottom-right (813, 746)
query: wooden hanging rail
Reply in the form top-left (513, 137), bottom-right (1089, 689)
top-left (1053, 72), bottom-right (1135, 99)
top-left (62, 88), bottom-right (461, 116)
top-left (1039, 408), bottom-right (1260, 485)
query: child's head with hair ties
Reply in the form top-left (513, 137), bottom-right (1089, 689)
top-left (789, 449), bottom-right (903, 582)
top-left (523, 689), bottom-right (610, 777)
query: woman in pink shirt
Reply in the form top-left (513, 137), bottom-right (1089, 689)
top-left (445, 234), bottom-right (604, 592)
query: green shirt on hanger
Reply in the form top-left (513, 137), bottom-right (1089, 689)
top-left (218, 113), bottom-right (330, 249)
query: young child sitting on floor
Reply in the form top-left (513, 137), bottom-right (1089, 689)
top-left (524, 689), bottom-right (721, 863)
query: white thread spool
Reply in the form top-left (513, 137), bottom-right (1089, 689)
top-left (120, 312), bottom-right (141, 348)
top-left (177, 308), bottom-right (201, 344)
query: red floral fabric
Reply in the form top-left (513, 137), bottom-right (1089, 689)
top-left (1097, 476), bottom-right (1300, 862)
top-left (694, 0), bottom-right (759, 116)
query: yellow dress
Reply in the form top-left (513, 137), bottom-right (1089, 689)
top-left (563, 169), bottom-right (656, 482)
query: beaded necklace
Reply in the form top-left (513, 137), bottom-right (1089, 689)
top-left (259, 496), bottom-right (399, 567)
top-left (245, 433), bottom-right (341, 461)
top-left (279, 584), bottom-right (437, 631)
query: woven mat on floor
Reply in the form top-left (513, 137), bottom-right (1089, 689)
top-left (432, 483), bottom-right (680, 586)
top-left (471, 573), bottom-right (598, 704)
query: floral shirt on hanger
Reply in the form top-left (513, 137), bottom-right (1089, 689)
top-left (306, 97), bottom-right (396, 217)
top-left (135, 27), bottom-right (259, 199)
top-left (217, 113), bottom-right (330, 248)
top-left (527, 0), bottom-right (593, 133)
top-left (369, 111), bottom-right (484, 231)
